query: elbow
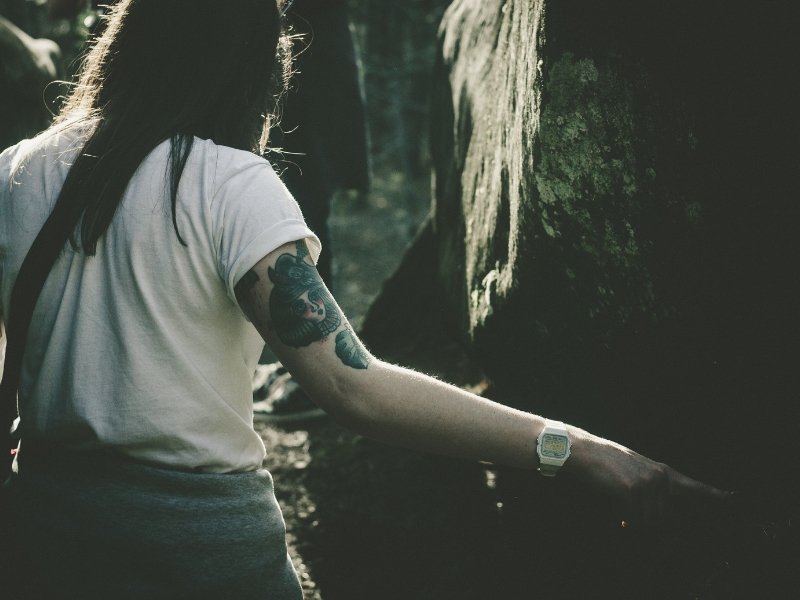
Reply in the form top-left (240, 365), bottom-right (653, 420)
top-left (308, 371), bottom-right (377, 435)
top-left (325, 403), bottom-right (369, 433)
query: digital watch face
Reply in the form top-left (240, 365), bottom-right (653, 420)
top-left (540, 433), bottom-right (569, 459)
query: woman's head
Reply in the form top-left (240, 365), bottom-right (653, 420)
top-left (59, 0), bottom-right (290, 153)
top-left (40, 0), bottom-right (292, 255)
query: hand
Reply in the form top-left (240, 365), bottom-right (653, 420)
top-left (564, 428), bottom-right (731, 528)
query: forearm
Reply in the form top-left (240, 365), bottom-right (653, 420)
top-left (325, 359), bottom-right (548, 469)
top-left (319, 359), bottom-right (718, 520)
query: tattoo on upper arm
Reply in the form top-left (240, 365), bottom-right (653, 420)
top-left (268, 242), bottom-right (340, 345)
top-left (268, 241), bottom-right (370, 370)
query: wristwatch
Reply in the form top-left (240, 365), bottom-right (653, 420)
top-left (536, 419), bottom-right (571, 477)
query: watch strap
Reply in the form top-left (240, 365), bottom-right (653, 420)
top-left (538, 463), bottom-right (560, 477)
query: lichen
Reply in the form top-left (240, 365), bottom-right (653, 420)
top-left (530, 51), bottom-right (697, 327)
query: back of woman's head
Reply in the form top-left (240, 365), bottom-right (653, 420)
top-left (65, 0), bottom-right (285, 151)
top-left (46, 0), bottom-right (290, 254)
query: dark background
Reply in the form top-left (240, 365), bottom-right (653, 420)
top-left (2, 1), bottom-right (797, 598)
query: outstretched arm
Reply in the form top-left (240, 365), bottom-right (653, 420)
top-left (235, 239), bottom-right (729, 525)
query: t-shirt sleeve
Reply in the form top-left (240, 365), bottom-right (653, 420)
top-left (210, 157), bottom-right (321, 308)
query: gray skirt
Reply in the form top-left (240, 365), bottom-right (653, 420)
top-left (2, 441), bottom-right (303, 600)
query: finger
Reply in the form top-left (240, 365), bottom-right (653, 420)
top-left (670, 471), bottom-right (730, 500)
top-left (655, 467), bottom-right (671, 524)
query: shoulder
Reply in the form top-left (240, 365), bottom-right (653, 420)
top-left (0, 138), bottom-right (29, 177)
top-left (189, 139), bottom-right (277, 192)
top-left (1, 127), bottom-right (85, 183)
top-left (0, 137), bottom-right (37, 197)
top-left (207, 141), bottom-right (266, 171)
top-left (191, 140), bottom-right (293, 212)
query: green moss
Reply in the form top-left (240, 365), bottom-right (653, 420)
top-left (529, 52), bottom-right (697, 328)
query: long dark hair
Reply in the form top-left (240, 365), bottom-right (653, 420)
top-left (41, 0), bottom-right (291, 253)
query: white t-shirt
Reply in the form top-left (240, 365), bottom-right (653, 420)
top-left (0, 130), bottom-right (320, 473)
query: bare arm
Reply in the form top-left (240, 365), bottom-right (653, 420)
top-left (236, 240), bottom-right (729, 525)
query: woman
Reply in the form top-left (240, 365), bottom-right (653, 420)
top-left (0, 1), bottom-right (727, 598)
